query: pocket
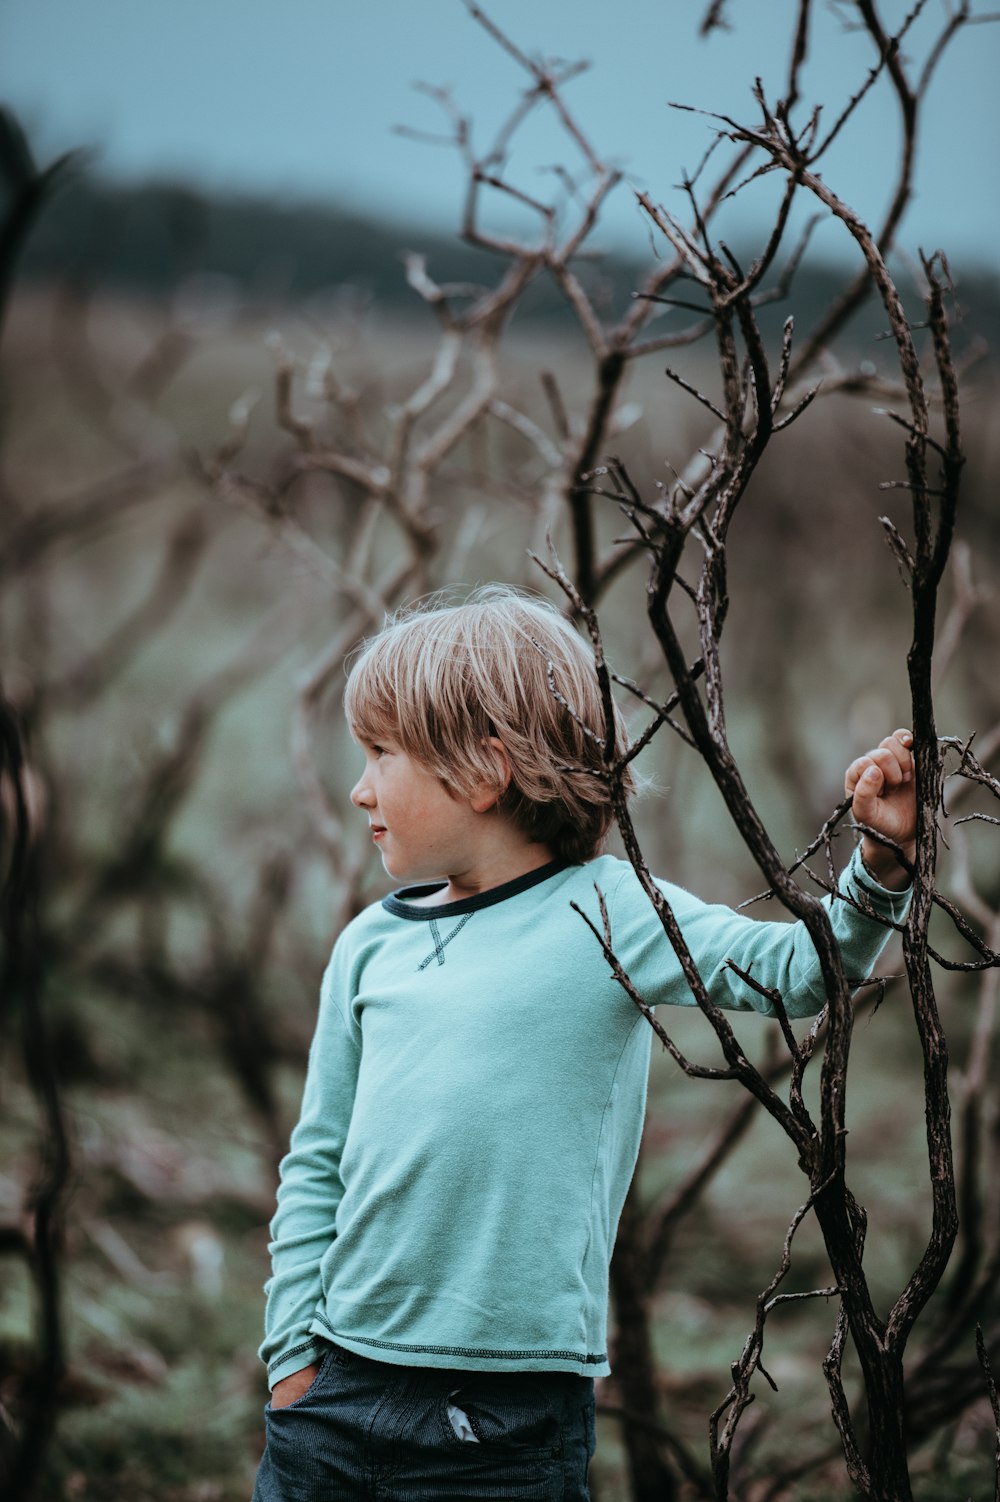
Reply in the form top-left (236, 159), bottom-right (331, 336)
top-left (439, 1377), bottom-right (562, 1457)
top-left (266, 1345), bottom-right (335, 1415)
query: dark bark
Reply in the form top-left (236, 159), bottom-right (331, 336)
top-left (609, 1173), bottom-right (678, 1502)
top-left (0, 697), bottom-right (71, 1502)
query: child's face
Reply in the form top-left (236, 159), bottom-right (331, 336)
top-left (350, 738), bottom-right (487, 889)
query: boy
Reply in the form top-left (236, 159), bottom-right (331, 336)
top-left (253, 588), bottom-right (915, 1501)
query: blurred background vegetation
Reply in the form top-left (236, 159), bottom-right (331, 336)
top-left (3, 6), bottom-right (1000, 1499)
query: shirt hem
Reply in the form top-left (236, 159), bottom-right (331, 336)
top-left (265, 1337), bottom-right (325, 1389)
top-left (847, 845), bottom-right (911, 916)
top-left (311, 1315), bottom-right (610, 1376)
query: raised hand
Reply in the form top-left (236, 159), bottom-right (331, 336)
top-left (844, 728), bottom-right (917, 891)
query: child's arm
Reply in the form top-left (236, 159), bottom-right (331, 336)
top-left (601, 729), bottom-right (917, 1021)
top-left (844, 728), bottom-right (916, 891)
top-left (259, 942), bottom-right (362, 1395)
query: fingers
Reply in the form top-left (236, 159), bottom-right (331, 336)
top-left (847, 730), bottom-right (918, 872)
top-left (844, 729), bottom-right (913, 799)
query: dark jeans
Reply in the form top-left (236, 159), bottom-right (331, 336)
top-left (251, 1339), bottom-right (596, 1501)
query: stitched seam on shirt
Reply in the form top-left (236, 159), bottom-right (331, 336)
top-left (582, 1013), bottom-right (645, 1273)
top-left (267, 1338), bottom-right (321, 1375)
top-left (579, 866), bottom-right (649, 1273)
top-left (417, 912), bottom-right (474, 971)
top-left (851, 876), bottom-right (904, 911)
top-left (315, 1319), bottom-right (606, 1364)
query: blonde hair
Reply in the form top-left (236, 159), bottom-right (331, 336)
top-left (344, 587), bottom-right (633, 863)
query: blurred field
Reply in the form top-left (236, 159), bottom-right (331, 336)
top-left (2, 279), bottom-right (999, 1501)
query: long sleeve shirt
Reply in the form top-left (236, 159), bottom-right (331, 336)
top-left (261, 846), bottom-right (909, 1385)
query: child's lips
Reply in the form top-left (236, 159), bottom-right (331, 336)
top-left (370, 824), bottom-right (386, 841)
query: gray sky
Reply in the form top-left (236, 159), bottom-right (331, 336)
top-left (4, 0), bottom-right (998, 267)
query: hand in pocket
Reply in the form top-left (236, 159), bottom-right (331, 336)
top-left (270, 1362), bottom-right (320, 1410)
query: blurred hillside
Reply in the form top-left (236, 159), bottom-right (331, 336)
top-left (18, 172), bottom-right (1000, 351)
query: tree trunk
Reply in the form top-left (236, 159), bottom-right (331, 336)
top-left (609, 1173), bottom-right (677, 1502)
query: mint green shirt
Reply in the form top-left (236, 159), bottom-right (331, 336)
top-left (261, 848), bottom-right (909, 1385)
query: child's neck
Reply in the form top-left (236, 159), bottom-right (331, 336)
top-left (408, 842), bottom-right (556, 908)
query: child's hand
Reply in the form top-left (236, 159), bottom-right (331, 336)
top-left (270, 1361), bottom-right (320, 1410)
top-left (844, 728), bottom-right (917, 891)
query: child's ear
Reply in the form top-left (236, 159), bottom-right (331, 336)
top-left (470, 736), bottom-right (512, 814)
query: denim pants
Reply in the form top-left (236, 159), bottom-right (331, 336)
top-left (251, 1339), bottom-right (596, 1501)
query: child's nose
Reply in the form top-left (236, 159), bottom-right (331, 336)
top-left (350, 774), bottom-right (373, 808)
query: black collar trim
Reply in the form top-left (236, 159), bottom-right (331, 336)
top-left (382, 858), bottom-right (570, 921)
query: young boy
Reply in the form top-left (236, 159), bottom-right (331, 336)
top-left (252, 588), bottom-right (915, 1502)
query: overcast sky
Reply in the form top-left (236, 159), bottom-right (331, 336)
top-left (4, 0), bottom-right (998, 268)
